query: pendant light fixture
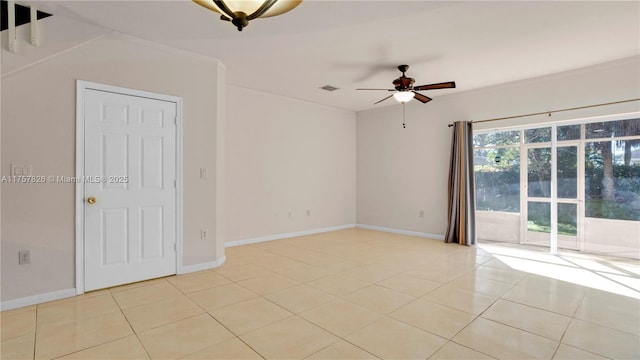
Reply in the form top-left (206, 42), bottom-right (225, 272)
top-left (193, 0), bottom-right (302, 31)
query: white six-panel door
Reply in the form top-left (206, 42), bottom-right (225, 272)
top-left (83, 88), bottom-right (178, 291)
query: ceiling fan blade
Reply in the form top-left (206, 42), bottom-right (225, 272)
top-left (412, 91), bottom-right (432, 103)
top-left (357, 88), bottom-right (395, 91)
top-left (374, 94), bottom-right (394, 104)
top-left (413, 81), bottom-right (456, 91)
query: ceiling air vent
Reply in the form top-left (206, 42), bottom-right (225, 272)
top-left (320, 85), bottom-right (339, 92)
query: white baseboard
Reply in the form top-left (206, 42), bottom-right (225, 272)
top-left (0, 225), bottom-right (438, 311)
top-left (1, 288), bottom-right (77, 311)
top-left (356, 224), bottom-right (445, 240)
top-left (2, 256), bottom-right (228, 310)
top-left (179, 256), bottom-right (226, 274)
top-left (225, 224), bottom-right (356, 248)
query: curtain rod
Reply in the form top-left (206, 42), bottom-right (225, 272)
top-left (447, 98), bottom-right (640, 127)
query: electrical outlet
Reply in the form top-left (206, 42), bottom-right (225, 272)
top-left (419, 210), bottom-right (424, 218)
top-left (306, 209), bottom-right (311, 217)
top-left (18, 250), bottom-right (30, 265)
top-left (200, 229), bottom-right (208, 240)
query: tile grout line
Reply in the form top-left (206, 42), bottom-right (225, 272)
top-left (112, 290), bottom-right (153, 360)
top-left (429, 340), bottom-right (495, 360)
top-left (33, 304), bottom-right (39, 360)
top-left (173, 269), bottom-right (249, 350)
top-left (44, 291), bottom-right (138, 360)
top-left (194, 276), bottom-right (297, 358)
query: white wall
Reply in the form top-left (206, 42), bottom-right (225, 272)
top-left (225, 86), bottom-right (356, 243)
top-left (1, 20), bottom-right (225, 302)
top-left (356, 56), bottom-right (640, 236)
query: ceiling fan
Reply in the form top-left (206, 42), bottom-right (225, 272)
top-left (357, 65), bottom-right (456, 105)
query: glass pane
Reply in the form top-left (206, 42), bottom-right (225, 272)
top-left (585, 118), bottom-right (640, 139)
top-left (557, 146), bottom-right (577, 198)
top-left (528, 201), bottom-right (551, 232)
top-left (557, 125), bottom-right (581, 141)
top-left (585, 141), bottom-right (640, 221)
top-left (525, 127), bottom-right (551, 143)
top-left (528, 147), bottom-right (551, 197)
top-left (526, 201), bottom-right (550, 246)
top-left (558, 203), bottom-right (577, 236)
top-left (473, 130), bottom-right (520, 147)
top-left (474, 148), bottom-right (520, 212)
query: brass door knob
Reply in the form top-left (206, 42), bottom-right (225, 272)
top-left (87, 196), bottom-right (96, 204)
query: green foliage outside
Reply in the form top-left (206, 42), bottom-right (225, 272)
top-left (475, 120), bottom-right (639, 240)
top-left (475, 133), bottom-right (640, 235)
top-left (584, 165), bottom-right (640, 220)
top-left (476, 163), bottom-right (640, 221)
top-left (474, 146), bottom-right (520, 212)
top-left (527, 221), bottom-right (577, 236)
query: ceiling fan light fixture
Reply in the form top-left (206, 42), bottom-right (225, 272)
top-left (393, 91), bottom-right (415, 103)
top-left (193, 0), bottom-right (302, 31)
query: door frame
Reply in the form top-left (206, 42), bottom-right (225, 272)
top-left (75, 80), bottom-right (183, 295)
top-left (520, 141), bottom-right (553, 250)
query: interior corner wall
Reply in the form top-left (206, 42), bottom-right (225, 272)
top-left (1, 34), bottom-right (225, 301)
top-left (225, 86), bottom-right (356, 243)
top-left (356, 56), bottom-right (640, 237)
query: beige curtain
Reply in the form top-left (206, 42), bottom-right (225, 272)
top-left (445, 121), bottom-right (476, 245)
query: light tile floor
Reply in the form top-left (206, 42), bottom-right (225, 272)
top-left (2, 228), bottom-right (639, 359)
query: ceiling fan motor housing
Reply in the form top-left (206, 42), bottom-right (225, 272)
top-left (393, 77), bottom-right (415, 91)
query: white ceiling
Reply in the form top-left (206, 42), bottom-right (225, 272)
top-left (35, 1), bottom-right (640, 112)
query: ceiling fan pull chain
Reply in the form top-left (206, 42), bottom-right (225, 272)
top-left (402, 102), bottom-right (406, 128)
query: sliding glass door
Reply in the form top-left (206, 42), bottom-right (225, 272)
top-left (474, 113), bottom-right (640, 259)
top-left (524, 144), bottom-right (552, 248)
top-left (523, 142), bottom-right (580, 251)
top-left (556, 144), bottom-right (580, 250)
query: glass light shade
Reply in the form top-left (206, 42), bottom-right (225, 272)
top-left (393, 91), bottom-right (415, 103)
top-left (194, 0), bottom-right (302, 19)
